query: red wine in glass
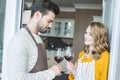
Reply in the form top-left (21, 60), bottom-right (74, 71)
top-left (54, 56), bottom-right (64, 63)
top-left (64, 56), bottom-right (73, 62)
top-left (54, 48), bottom-right (64, 64)
top-left (64, 46), bottom-right (74, 62)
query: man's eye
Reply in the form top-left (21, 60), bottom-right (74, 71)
top-left (48, 21), bottom-right (51, 23)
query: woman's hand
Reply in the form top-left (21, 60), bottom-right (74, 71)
top-left (66, 61), bottom-right (76, 75)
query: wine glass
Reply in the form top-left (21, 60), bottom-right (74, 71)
top-left (64, 46), bottom-right (74, 62)
top-left (54, 48), bottom-right (64, 64)
top-left (64, 46), bottom-right (74, 74)
top-left (54, 48), bottom-right (64, 76)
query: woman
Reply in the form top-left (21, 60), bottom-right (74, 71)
top-left (66, 22), bottom-right (110, 80)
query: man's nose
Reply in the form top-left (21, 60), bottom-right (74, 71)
top-left (48, 23), bottom-right (52, 28)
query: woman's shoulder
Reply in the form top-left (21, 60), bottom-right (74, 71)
top-left (98, 51), bottom-right (110, 61)
top-left (78, 50), bottom-right (85, 59)
top-left (101, 51), bottom-right (110, 57)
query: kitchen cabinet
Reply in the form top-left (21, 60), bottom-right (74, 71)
top-left (39, 18), bottom-right (74, 38)
top-left (22, 10), bottom-right (74, 38)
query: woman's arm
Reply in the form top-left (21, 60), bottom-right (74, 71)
top-left (100, 51), bottom-right (110, 80)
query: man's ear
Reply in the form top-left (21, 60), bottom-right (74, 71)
top-left (34, 11), bottom-right (42, 19)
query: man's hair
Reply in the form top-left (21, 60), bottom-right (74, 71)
top-left (31, 0), bottom-right (60, 17)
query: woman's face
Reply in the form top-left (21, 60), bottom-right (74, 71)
top-left (84, 26), bottom-right (94, 46)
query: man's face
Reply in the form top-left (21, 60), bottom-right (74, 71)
top-left (37, 11), bottom-right (55, 33)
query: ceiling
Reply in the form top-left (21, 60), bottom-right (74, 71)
top-left (52, 0), bottom-right (102, 7)
top-left (25, 0), bottom-right (102, 8)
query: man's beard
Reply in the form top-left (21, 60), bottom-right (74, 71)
top-left (36, 25), bottom-right (47, 34)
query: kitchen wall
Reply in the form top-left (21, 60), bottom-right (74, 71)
top-left (57, 9), bottom-right (102, 62)
top-left (57, 12), bottom-right (75, 19)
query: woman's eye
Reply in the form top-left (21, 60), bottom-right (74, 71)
top-left (89, 33), bottom-right (92, 36)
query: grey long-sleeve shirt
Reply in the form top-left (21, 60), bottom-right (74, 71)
top-left (2, 28), bottom-right (55, 80)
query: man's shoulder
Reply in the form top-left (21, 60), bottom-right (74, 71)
top-left (10, 28), bottom-right (29, 43)
top-left (13, 28), bottom-right (29, 39)
top-left (16, 28), bottom-right (27, 36)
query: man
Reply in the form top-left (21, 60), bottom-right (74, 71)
top-left (2, 0), bottom-right (61, 80)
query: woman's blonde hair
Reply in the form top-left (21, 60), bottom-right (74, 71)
top-left (84, 22), bottom-right (110, 60)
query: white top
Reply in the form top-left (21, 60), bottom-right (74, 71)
top-left (2, 28), bottom-right (55, 80)
top-left (75, 57), bottom-right (95, 80)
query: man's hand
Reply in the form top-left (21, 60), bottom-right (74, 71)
top-left (50, 64), bottom-right (62, 76)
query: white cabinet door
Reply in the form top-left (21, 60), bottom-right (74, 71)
top-left (22, 11), bottom-right (75, 38)
top-left (62, 20), bottom-right (74, 38)
top-left (39, 18), bottom-right (74, 38)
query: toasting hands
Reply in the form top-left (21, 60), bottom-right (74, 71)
top-left (66, 61), bottom-right (77, 75)
top-left (50, 64), bottom-right (62, 76)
